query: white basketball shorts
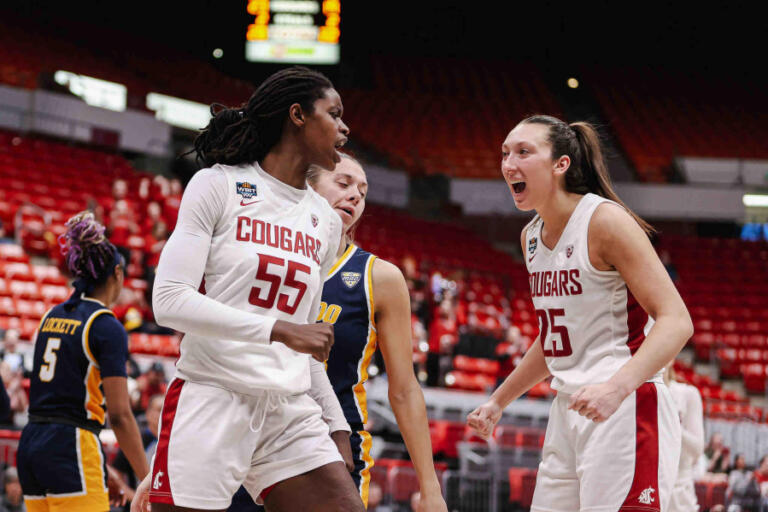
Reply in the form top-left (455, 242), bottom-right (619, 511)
top-left (148, 378), bottom-right (343, 509)
top-left (530, 382), bottom-right (681, 512)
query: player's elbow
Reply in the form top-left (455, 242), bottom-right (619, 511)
top-left (107, 408), bottom-right (133, 430)
top-left (388, 377), bottom-right (421, 404)
top-left (151, 280), bottom-right (184, 329)
top-left (678, 310), bottom-right (694, 344)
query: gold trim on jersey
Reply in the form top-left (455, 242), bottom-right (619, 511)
top-left (325, 244), bottom-right (357, 281)
top-left (81, 310), bottom-right (115, 425)
top-left (352, 254), bottom-right (378, 424)
top-left (358, 430), bottom-right (374, 507)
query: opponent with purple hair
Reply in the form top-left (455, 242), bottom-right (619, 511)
top-left (59, 211), bottom-right (125, 305)
top-left (18, 211), bottom-right (149, 511)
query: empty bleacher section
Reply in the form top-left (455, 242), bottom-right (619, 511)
top-left (588, 67), bottom-right (768, 182)
top-left (0, 13), bottom-right (252, 107)
top-left (340, 57), bottom-right (563, 179)
top-left (657, 235), bottom-right (768, 398)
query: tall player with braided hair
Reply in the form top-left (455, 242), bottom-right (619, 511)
top-left (131, 66), bottom-right (363, 512)
top-left (18, 212), bottom-right (149, 511)
top-left (467, 115), bottom-right (693, 511)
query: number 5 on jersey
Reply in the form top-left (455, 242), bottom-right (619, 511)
top-left (536, 308), bottom-right (572, 357)
top-left (38, 337), bottom-right (61, 382)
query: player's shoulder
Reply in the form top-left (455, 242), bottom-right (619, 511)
top-left (88, 309), bottom-right (126, 338)
top-left (372, 257), bottom-right (406, 289)
top-left (591, 198), bottom-right (636, 232)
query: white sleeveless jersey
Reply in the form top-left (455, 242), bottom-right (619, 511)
top-left (165, 163), bottom-right (342, 396)
top-left (524, 193), bottom-right (658, 394)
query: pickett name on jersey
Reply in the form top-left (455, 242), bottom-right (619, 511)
top-left (529, 269), bottom-right (583, 298)
top-left (236, 216), bottom-right (322, 265)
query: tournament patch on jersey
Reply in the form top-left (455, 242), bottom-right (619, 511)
top-left (236, 181), bottom-right (257, 199)
top-left (528, 237), bottom-right (538, 254)
top-left (311, 214), bottom-right (319, 227)
top-left (341, 271), bottom-right (361, 289)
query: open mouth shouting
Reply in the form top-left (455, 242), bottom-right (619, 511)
top-left (509, 179), bottom-right (526, 194)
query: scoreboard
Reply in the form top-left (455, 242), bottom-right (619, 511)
top-left (245, 0), bottom-right (340, 64)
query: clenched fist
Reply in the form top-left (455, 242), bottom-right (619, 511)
top-left (467, 400), bottom-right (503, 440)
top-left (272, 320), bottom-right (335, 362)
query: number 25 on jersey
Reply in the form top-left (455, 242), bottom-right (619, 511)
top-left (536, 308), bottom-right (572, 357)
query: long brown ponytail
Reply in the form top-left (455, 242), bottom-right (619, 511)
top-left (521, 115), bottom-right (654, 235)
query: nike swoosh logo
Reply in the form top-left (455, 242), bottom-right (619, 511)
top-left (528, 254), bottom-right (536, 262)
top-left (240, 199), bottom-right (261, 206)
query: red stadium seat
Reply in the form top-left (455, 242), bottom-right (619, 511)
top-left (508, 467), bottom-right (538, 507)
top-left (429, 420), bottom-right (466, 458)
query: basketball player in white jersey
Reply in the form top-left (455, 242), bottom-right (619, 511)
top-left (467, 115), bottom-right (692, 511)
top-left (308, 155), bottom-right (448, 512)
top-left (130, 67), bottom-right (365, 512)
top-left (664, 363), bottom-right (704, 512)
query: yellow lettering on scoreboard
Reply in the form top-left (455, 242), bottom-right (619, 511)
top-left (318, 0), bottom-right (340, 44)
top-left (247, 0), bottom-right (270, 41)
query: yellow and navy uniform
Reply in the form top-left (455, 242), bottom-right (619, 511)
top-left (18, 297), bottom-right (128, 512)
top-left (321, 244), bottom-right (377, 506)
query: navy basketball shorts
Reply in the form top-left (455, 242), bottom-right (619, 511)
top-left (18, 422), bottom-right (109, 512)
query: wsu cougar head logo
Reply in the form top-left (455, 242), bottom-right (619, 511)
top-left (638, 486), bottom-right (655, 505)
top-left (153, 471), bottom-right (164, 490)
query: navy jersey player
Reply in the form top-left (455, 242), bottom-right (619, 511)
top-left (309, 155), bottom-right (448, 512)
top-left (18, 212), bottom-right (148, 512)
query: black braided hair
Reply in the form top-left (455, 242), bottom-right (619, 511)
top-left (193, 66), bottom-right (334, 167)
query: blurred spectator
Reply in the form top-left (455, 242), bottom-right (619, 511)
top-left (112, 393), bottom-right (163, 490)
top-left (0, 467), bottom-right (25, 512)
top-left (705, 432), bottom-right (732, 477)
top-left (163, 178), bottom-right (183, 230)
top-left (85, 197), bottom-right (105, 225)
top-left (0, 378), bottom-right (10, 426)
top-left (126, 358), bottom-right (141, 411)
top-left (665, 362), bottom-right (704, 512)
top-left (401, 255), bottom-right (418, 281)
top-left (366, 481), bottom-right (393, 512)
top-left (108, 199), bottom-right (139, 253)
top-left (113, 289), bottom-right (144, 333)
top-left (0, 219), bottom-right (13, 244)
top-left (755, 456), bottom-right (768, 508)
top-left (496, 326), bottom-right (529, 385)
top-left (426, 299), bottom-right (457, 387)
top-left (136, 362), bottom-right (167, 412)
top-left (0, 362), bottom-right (28, 426)
top-left (411, 315), bottom-right (427, 381)
top-left (0, 330), bottom-right (29, 376)
top-left (726, 453), bottom-right (760, 512)
top-left (141, 201), bottom-right (164, 235)
top-left (660, 249), bottom-right (679, 283)
top-left (143, 221), bottom-right (168, 278)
